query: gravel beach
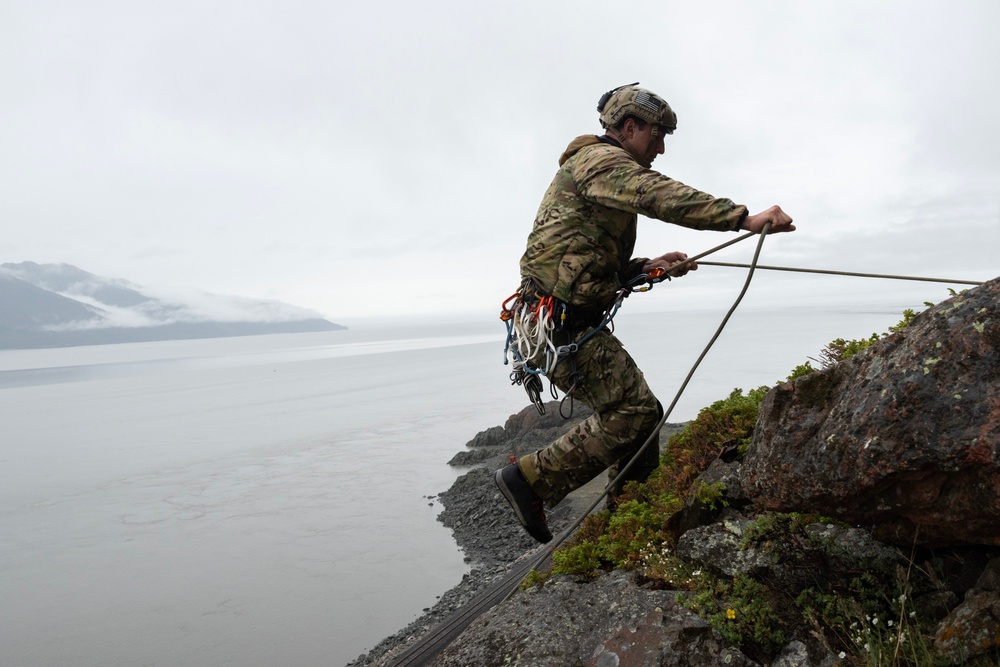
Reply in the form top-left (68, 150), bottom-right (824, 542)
top-left (346, 403), bottom-right (685, 666)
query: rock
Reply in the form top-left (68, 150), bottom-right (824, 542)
top-left (666, 459), bottom-right (748, 539)
top-left (915, 590), bottom-right (960, 623)
top-left (676, 514), bottom-right (898, 598)
top-left (771, 640), bottom-right (837, 667)
top-left (934, 590), bottom-right (1000, 664)
top-left (446, 446), bottom-right (505, 466)
top-left (675, 515), bottom-right (777, 578)
top-left (355, 394), bottom-right (999, 667)
top-left (450, 402), bottom-right (594, 467)
top-left (430, 570), bottom-right (759, 667)
top-left (934, 558), bottom-right (1000, 664)
top-left (974, 557), bottom-right (1000, 593)
top-left (464, 424), bottom-right (507, 449)
top-left (739, 277), bottom-right (1000, 547)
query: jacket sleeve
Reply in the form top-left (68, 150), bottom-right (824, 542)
top-left (623, 257), bottom-right (649, 284)
top-left (573, 146), bottom-right (748, 232)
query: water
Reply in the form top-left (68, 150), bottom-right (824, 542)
top-left (0, 301), bottom-right (918, 665)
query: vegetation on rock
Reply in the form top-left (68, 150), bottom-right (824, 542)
top-left (534, 304), bottom-right (1000, 666)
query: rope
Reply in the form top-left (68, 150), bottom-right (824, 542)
top-left (697, 261), bottom-right (984, 286)
top-left (505, 223), bottom-right (774, 597)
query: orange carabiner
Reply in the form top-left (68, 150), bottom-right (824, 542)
top-left (500, 291), bottom-right (521, 321)
top-left (647, 267), bottom-right (667, 281)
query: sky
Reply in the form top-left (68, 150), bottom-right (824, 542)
top-left (2, 0), bottom-right (998, 323)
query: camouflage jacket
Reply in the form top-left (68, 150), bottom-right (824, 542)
top-left (520, 135), bottom-right (748, 315)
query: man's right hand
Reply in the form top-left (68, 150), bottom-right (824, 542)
top-left (741, 205), bottom-right (795, 234)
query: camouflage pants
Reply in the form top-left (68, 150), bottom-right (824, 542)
top-left (517, 326), bottom-right (662, 507)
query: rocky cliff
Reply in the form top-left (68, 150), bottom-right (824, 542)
top-left (740, 279), bottom-right (1000, 548)
top-left (353, 277), bottom-right (1000, 667)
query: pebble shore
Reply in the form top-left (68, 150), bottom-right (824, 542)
top-left (347, 407), bottom-right (685, 666)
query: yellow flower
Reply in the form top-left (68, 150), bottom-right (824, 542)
top-left (727, 608), bottom-right (736, 620)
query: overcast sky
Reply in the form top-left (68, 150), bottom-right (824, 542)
top-left (2, 1), bottom-right (997, 322)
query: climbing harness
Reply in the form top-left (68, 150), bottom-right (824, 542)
top-left (499, 228), bottom-right (764, 418)
top-left (500, 262), bottom-right (676, 418)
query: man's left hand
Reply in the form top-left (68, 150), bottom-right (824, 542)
top-left (644, 251), bottom-right (696, 278)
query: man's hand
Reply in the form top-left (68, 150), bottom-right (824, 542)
top-left (643, 251), bottom-right (696, 278)
top-left (741, 205), bottom-right (795, 234)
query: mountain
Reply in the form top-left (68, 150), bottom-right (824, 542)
top-left (0, 262), bottom-right (345, 349)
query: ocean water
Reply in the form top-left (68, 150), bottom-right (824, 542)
top-left (0, 300), bottom-right (920, 665)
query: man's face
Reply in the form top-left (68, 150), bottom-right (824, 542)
top-left (622, 121), bottom-right (666, 169)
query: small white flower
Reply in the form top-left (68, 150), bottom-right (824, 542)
top-left (692, 570), bottom-right (701, 576)
top-left (864, 643), bottom-right (870, 653)
top-left (872, 617), bottom-right (879, 626)
top-left (887, 620), bottom-right (894, 627)
top-left (909, 611), bottom-right (917, 618)
top-left (838, 652), bottom-right (846, 660)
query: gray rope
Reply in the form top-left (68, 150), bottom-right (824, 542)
top-left (698, 261), bottom-right (984, 286)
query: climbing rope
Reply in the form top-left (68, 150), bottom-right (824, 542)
top-left (697, 261), bottom-right (984, 286)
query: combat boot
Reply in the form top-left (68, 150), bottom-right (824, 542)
top-left (495, 463), bottom-right (552, 544)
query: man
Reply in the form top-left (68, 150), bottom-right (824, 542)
top-left (495, 83), bottom-right (795, 544)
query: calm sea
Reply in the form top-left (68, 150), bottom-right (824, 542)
top-left (0, 300), bottom-right (920, 665)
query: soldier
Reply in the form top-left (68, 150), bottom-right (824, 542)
top-left (495, 83), bottom-right (795, 543)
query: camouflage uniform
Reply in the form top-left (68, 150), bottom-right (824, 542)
top-left (517, 134), bottom-right (748, 507)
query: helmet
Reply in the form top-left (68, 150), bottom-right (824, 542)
top-left (597, 83), bottom-right (677, 134)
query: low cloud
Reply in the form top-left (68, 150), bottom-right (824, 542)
top-left (42, 284), bottom-right (327, 331)
top-left (139, 285), bottom-right (326, 324)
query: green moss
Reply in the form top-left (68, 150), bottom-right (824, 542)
top-left (551, 539), bottom-right (602, 578)
top-left (741, 512), bottom-right (799, 550)
top-left (666, 386), bottom-right (769, 459)
top-left (597, 500), bottom-right (667, 568)
top-left (820, 333), bottom-right (882, 366)
top-left (888, 308), bottom-right (919, 334)
top-left (691, 481), bottom-right (728, 511)
top-left (520, 568), bottom-right (551, 590)
top-left (786, 360), bottom-right (815, 382)
top-left (679, 572), bottom-right (787, 658)
top-left (791, 306), bottom-right (927, 377)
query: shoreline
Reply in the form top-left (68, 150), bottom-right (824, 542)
top-left (347, 407), bottom-right (686, 666)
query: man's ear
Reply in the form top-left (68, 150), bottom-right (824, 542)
top-left (621, 117), bottom-right (636, 139)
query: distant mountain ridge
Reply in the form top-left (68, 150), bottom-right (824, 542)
top-left (0, 261), bottom-right (345, 349)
